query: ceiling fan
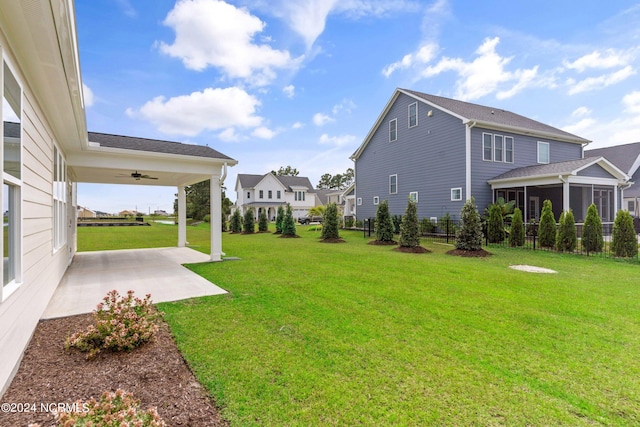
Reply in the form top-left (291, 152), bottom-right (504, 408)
top-left (117, 171), bottom-right (159, 180)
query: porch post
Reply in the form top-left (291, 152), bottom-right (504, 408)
top-left (562, 179), bottom-right (570, 213)
top-left (613, 184), bottom-right (619, 218)
top-left (210, 174), bottom-right (223, 262)
top-left (524, 186), bottom-right (528, 223)
top-left (178, 185), bottom-right (187, 247)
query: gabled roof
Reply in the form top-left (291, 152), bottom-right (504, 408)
top-left (236, 173), bottom-right (315, 192)
top-left (351, 88), bottom-right (590, 160)
top-left (585, 142), bottom-right (640, 176)
top-left (488, 156), bottom-right (629, 183)
top-left (88, 132), bottom-right (235, 161)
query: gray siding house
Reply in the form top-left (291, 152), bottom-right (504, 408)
top-left (351, 89), bottom-right (630, 223)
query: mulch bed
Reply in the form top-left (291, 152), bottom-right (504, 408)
top-left (0, 314), bottom-right (227, 427)
top-left (446, 248), bottom-right (492, 257)
top-left (367, 240), bottom-right (398, 246)
top-left (278, 234), bottom-right (300, 238)
top-left (319, 238), bottom-right (346, 243)
top-left (393, 246), bottom-right (431, 254)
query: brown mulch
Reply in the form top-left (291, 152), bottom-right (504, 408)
top-left (446, 248), bottom-right (492, 257)
top-left (393, 246), bottom-right (431, 253)
top-left (367, 240), bottom-right (398, 246)
top-left (319, 238), bottom-right (346, 243)
top-left (0, 314), bottom-right (227, 427)
top-left (278, 234), bottom-right (300, 238)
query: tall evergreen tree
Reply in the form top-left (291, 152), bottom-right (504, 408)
top-left (375, 200), bottom-right (395, 242)
top-left (538, 199), bottom-right (556, 248)
top-left (258, 209), bottom-right (269, 232)
top-left (556, 209), bottom-right (577, 252)
top-left (281, 204), bottom-right (297, 236)
top-left (582, 203), bottom-right (604, 253)
top-left (509, 207), bottom-right (525, 247)
top-left (275, 206), bottom-right (285, 234)
top-left (399, 199), bottom-right (420, 248)
top-left (321, 203), bottom-right (340, 240)
top-left (487, 203), bottom-right (506, 243)
top-left (243, 208), bottom-right (255, 234)
top-left (456, 197), bottom-right (483, 251)
top-left (612, 210), bottom-right (638, 257)
top-left (230, 209), bottom-right (242, 233)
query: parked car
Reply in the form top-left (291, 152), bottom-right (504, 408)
top-left (298, 215), bottom-right (323, 224)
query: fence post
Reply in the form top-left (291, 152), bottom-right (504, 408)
top-left (446, 219), bottom-right (449, 244)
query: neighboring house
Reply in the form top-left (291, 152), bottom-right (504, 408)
top-left (235, 173), bottom-right (318, 220)
top-left (342, 183), bottom-right (356, 219)
top-left (585, 142), bottom-right (640, 216)
top-left (0, 1), bottom-right (236, 395)
top-left (77, 206), bottom-right (96, 218)
top-left (315, 186), bottom-right (356, 221)
top-left (351, 88), bottom-right (629, 223)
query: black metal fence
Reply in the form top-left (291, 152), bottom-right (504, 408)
top-left (363, 217), bottom-right (640, 260)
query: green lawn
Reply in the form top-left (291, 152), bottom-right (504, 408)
top-left (78, 224), bottom-right (640, 425)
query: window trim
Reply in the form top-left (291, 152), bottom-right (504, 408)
top-left (373, 196), bottom-right (379, 205)
top-left (451, 187), bottom-right (462, 201)
top-left (53, 145), bottom-right (67, 252)
top-left (389, 174), bottom-right (398, 194)
top-left (268, 190), bottom-right (272, 199)
top-left (259, 190), bottom-right (264, 199)
top-left (482, 133), bottom-right (493, 161)
top-left (357, 197), bottom-right (362, 206)
top-left (494, 135), bottom-right (503, 162)
top-left (537, 141), bottom-right (550, 164)
top-left (409, 191), bottom-right (418, 203)
top-left (504, 136), bottom-right (514, 163)
top-left (408, 102), bottom-right (418, 128)
top-left (389, 118), bottom-right (397, 142)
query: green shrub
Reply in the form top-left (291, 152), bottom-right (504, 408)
top-left (538, 199), bottom-right (556, 248)
top-left (509, 207), bottom-right (525, 247)
top-left (582, 203), bottom-right (603, 253)
top-left (419, 218), bottom-right (436, 235)
top-left (65, 290), bottom-right (162, 359)
top-left (203, 214), bottom-right (210, 223)
top-left (612, 210), bottom-right (638, 257)
top-left (556, 210), bottom-right (577, 252)
top-left (230, 209), bottom-right (242, 233)
top-left (355, 219), bottom-right (363, 228)
top-left (55, 389), bottom-right (166, 427)
top-left (243, 208), bottom-right (255, 233)
top-left (487, 203), bottom-right (506, 243)
top-left (344, 216), bottom-right (355, 228)
top-left (282, 204), bottom-right (297, 236)
top-left (275, 206), bottom-right (285, 234)
top-left (392, 215), bottom-right (402, 234)
top-left (455, 197), bottom-right (483, 251)
top-left (439, 213), bottom-right (457, 235)
top-left (375, 200), bottom-right (395, 242)
top-left (321, 203), bottom-right (340, 240)
top-left (258, 210), bottom-right (269, 232)
top-left (399, 200), bottom-right (420, 248)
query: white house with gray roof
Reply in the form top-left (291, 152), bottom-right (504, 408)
top-left (235, 173), bottom-right (320, 220)
top-left (351, 88), bottom-right (630, 223)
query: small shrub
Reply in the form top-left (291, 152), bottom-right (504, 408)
top-left (612, 209), bottom-right (638, 258)
top-left (399, 200), bottom-right (420, 248)
top-left (375, 200), bottom-right (395, 242)
top-left (282, 204), bottom-right (297, 236)
top-left (456, 197), bottom-right (483, 251)
top-left (203, 214), bottom-right (210, 223)
top-left (392, 215), bottom-right (403, 234)
top-left (439, 213), bottom-right (457, 235)
top-left (582, 203), bottom-right (603, 253)
top-left (275, 206), bottom-right (285, 234)
top-left (509, 207), bottom-right (525, 247)
top-left (65, 290), bottom-right (162, 359)
top-left (419, 218), bottom-right (436, 235)
top-left (230, 209), bottom-right (242, 233)
top-left (55, 389), bottom-right (166, 427)
top-left (538, 199), bottom-right (556, 248)
top-left (258, 210), bottom-right (269, 232)
top-left (243, 208), bottom-right (255, 233)
top-left (355, 219), bottom-right (363, 228)
top-left (321, 203), bottom-right (340, 240)
top-left (487, 203), bottom-right (506, 243)
top-left (344, 216), bottom-right (355, 228)
top-left (556, 210), bottom-right (577, 252)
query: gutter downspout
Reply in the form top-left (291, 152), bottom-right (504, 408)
top-left (466, 121), bottom-right (477, 201)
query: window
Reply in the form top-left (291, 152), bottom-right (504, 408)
top-left (538, 141), bottom-right (550, 164)
top-left (373, 196), bottom-right (379, 205)
top-left (53, 146), bottom-right (67, 251)
top-left (504, 137), bottom-right (513, 163)
top-left (259, 190), bottom-right (264, 199)
top-left (451, 188), bottom-right (462, 201)
top-left (628, 200), bottom-right (635, 213)
top-left (295, 191), bottom-right (305, 201)
top-left (247, 191), bottom-right (250, 199)
top-left (389, 118), bottom-right (397, 142)
top-left (277, 190), bottom-right (281, 199)
top-left (389, 174), bottom-right (398, 194)
top-left (409, 192), bottom-right (418, 203)
top-left (2, 60), bottom-right (22, 300)
top-left (268, 190), bottom-right (272, 199)
top-left (408, 102), bottom-right (417, 128)
top-left (494, 135), bottom-right (503, 162)
top-left (483, 133), bottom-right (493, 161)
top-left (357, 197), bottom-right (362, 206)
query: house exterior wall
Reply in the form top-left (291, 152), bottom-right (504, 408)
top-left (355, 93), bottom-right (467, 220)
top-left (577, 164), bottom-right (614, 179)
top-left (0, 41), bottom-right (74, 395)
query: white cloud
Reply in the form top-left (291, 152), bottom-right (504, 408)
top-left (563, 49), bottom-right (633, 73)
top-left (572, 106), bottom-right (592, 118)
top-left (218, 127), bottom-right (241, 142)
top-left (313, 112), bottom-right (334, 126)
top-left (382, 43), bottom-right (439, 77)
top-left (318, 133), bottom-right (356, 147)
top-left (158, 0), bottom-right (302, 86)
top-left (292, 121), bottom-right (304, 129)
top-left (331, 98), bottom-right (356, 115)
top-left (283, 84), bottom-right (296, 98)
top-left (622, 91), bottom-right (640, 114)
top-left (251, 126), bottom-right (277, 139)
top-left (115, 0), bottom-right (137, 18)
top-left (82, 83), bottom-right (94, 107)
top-left (567, 65), bottom-right (636, 95)
top-left (126, 86), bottom-right (263, 136)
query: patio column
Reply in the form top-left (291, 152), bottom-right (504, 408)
top-left (562, 177), bottom-right (570, 212)
top-left (178, 185), bottom-right (187, 247)
top-left (210, 174), bottom-right (223, 262)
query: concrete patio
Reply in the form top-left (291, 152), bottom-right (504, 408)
top-left (42, 247), bottom-right (227, 319)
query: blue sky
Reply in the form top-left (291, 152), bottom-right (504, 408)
top-left (76, 0), bottom-right (640, 214)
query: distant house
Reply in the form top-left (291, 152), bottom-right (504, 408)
top-left (235, 173), bottom-right (320, 220)
top-left (314, 186), bottom-right (356, 221)
top-left (154, 210), bottom-right (170, 216)
top-left (77, 206), bottom-right (96, 219)
top-left (585, 142), bottom-right (640, 216)
top-left (351, 88), bottom-right (630, 223)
